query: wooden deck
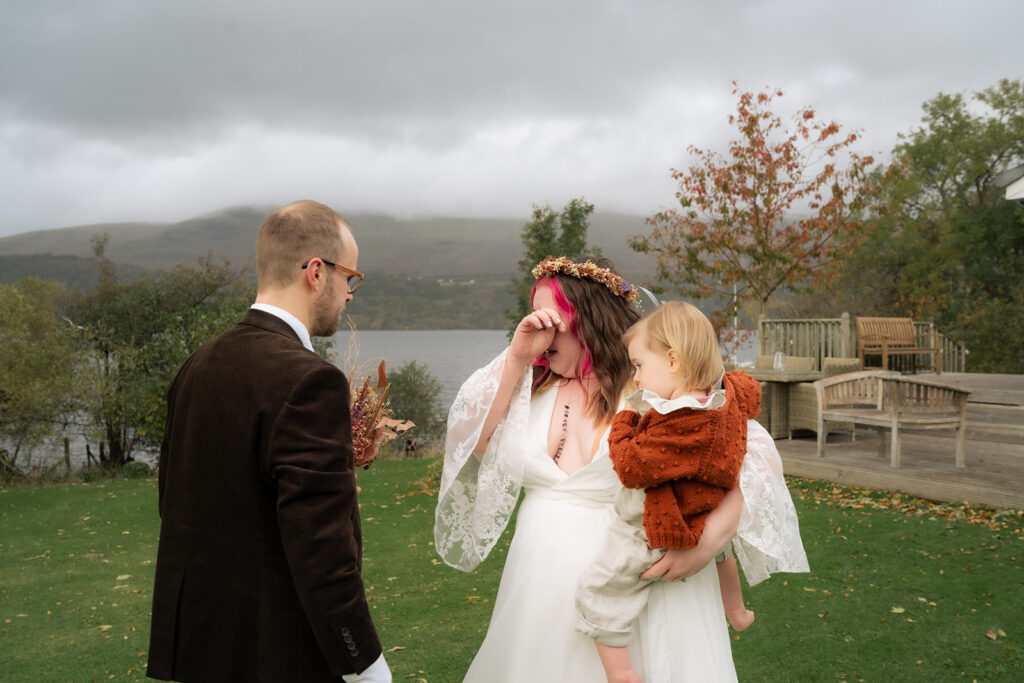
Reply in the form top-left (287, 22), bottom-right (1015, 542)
top-left (776, 373), bottom-right (1024, 510)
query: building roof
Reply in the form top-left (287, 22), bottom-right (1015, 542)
top-left (995, 164), bottom-right (1024, 203)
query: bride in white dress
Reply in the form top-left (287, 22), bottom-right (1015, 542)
top-left (435, 257), bottom-right (807, 682)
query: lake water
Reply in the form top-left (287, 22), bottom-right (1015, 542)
top-left (332, 329), bottom-right (509, 411)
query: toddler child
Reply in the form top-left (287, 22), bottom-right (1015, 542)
top-left (575, 301), bottom-right (808, 683)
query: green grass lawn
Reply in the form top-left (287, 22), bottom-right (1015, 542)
top-left (1, 461), bottom-right (1021, 681)
top-left (0, 478), bottom-right (158, 681)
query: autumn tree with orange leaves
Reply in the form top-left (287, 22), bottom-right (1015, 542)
top-left (631, 84), bottom-right (876, 327)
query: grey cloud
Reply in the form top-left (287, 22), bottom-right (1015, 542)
top-left (2, 1), bottom-right (692, 146)
top-left (0, 0), bottom-right (1021, 235)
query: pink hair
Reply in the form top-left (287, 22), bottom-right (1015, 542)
top-left (529, 277), bottom-right (595, 388)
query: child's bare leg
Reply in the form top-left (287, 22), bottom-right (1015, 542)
top-left (717, 554), bottom-right (755, 631)
top-left (595, 643), bottom-right (642, 683)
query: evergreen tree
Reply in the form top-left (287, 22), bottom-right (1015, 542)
top-left (506, 197), bottom-right (597, 337)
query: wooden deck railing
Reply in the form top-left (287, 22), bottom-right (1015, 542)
top-left (757, 313), bottom-right (967, 373)
top-left (757, 314), bottom-right (852, 369)
top-left (915, 322), bottom-right (967, 373)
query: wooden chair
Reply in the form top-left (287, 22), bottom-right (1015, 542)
top-left (822, 357), bottom-right (861, 377)
top-left (855, 317), bottom-right (943, 374)
top-left (752, 356), bottom-right (771, 431)
top-left (789, 357), bottom-right (862, 437)
top-left (787, 382), bottom-right (819, 437)
top-left (784, 356), bottom-right (817, 372)
top-left (754, 356), bottom-right (817, 437)
top-left (788, 359), bottom-right (862, 438)
top-left (782, 356), bottom-right (825, 436)
top-left (814, 371), bottom-right (970, 468)
top-left (755, 355), bottom-right (816, 371)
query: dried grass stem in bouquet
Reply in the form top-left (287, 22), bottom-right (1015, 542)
top-left (350, 361), bottom-right (414, 468)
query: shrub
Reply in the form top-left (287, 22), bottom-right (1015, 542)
top-left (386, 361), bottom-right (445, 455)
top-left (122, 461), bottom-right (154, 479)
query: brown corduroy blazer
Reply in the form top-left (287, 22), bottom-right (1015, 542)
top-left (148, 309), bottom-right (381, 682)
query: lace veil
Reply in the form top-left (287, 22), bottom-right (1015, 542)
top-left (434, 350), bottom-right (533, 571)
top-left (733, 421), bottom-right (810, 585)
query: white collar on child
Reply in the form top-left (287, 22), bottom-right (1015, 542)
top-left (626, 387), bottom-right (727, 416)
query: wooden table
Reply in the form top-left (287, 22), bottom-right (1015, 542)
top-left (745, 369), bottom-right (824, 439)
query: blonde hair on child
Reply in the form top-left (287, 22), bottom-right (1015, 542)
top-left (623, 301), bottom-right (724, 392)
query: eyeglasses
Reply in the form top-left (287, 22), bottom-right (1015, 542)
top-left (301, 258), bottom-right (364, 293)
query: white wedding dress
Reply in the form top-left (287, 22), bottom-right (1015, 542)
top-left (435, 352), bottom-right (807, 683)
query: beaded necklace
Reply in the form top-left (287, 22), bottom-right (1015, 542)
top-left (553, 402), bottom-right (570, 462)
top-left (552, 379), bottom-right (584, 463)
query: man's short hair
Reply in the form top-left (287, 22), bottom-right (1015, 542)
top-left (256, 200), bottom-right (348, 289)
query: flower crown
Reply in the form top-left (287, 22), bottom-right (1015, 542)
top-left (531, 256), bottom-right (640, 303)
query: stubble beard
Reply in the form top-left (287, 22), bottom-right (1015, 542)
top-left (310, 278), bottom-right (344, 338)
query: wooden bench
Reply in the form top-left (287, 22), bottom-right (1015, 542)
top-left (788, 358), bottom-right (861, 436)
top-left (814, 371), bottom-right (970, 469)
top-left (855, 316), bottom-right (943, 374)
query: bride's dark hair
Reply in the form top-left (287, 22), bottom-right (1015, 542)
top-left (530, 256), bottom-right (641, 424)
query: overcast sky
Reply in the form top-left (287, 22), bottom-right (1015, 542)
top-left (1, 0), bottom-right (1021, 238)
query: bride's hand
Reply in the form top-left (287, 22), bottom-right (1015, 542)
top-left (640, 546), bottom-right (715, 582)
top-left (642, 487), bottom-right (742, 582)
top-left (508, 307), bottom-right (564, 366)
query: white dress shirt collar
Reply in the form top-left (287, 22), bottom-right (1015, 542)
top-left (250, 303), bottom-right (314, 352)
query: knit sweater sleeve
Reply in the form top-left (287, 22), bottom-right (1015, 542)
top-left (607, 410), bottom-right (644, 487)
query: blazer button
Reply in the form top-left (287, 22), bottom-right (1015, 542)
top-left (341, 627), bottom-right (351, 636)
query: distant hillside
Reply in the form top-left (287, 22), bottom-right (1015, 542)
top-left (0, 254), bottom-right (147, 289)
top-left (0, 207), bottom-right (659, 281)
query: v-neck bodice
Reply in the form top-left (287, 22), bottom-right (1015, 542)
top-left (520, 386), bottom-right (620, 505)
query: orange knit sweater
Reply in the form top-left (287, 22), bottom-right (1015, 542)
top-left (608, 371), bottom-right (762, 549)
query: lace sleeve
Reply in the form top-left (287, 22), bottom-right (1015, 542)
top-left (732, 420), bottom-right (810, 586)
top-left (433, 350), bottom-right (533, 571)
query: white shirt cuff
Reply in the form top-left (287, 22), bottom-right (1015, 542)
top-left (341, 652), bottom-right (391, 683)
